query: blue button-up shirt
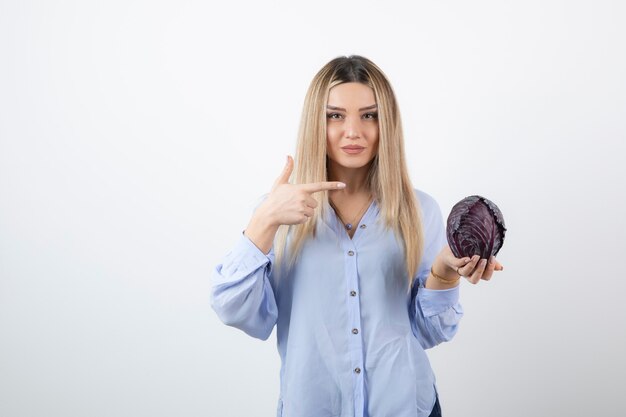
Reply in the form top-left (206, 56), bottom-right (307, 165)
top-left (211, 188), bottom-right (463, 417)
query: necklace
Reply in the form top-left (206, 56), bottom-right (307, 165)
top-left (329, 194), bottom-right (373, 231)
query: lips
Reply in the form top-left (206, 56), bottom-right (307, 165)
top-left (341, 145), bottom-right (366, 155)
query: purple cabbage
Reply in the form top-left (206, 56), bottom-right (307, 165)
top-left (446, 195), bottom-right (506, 260)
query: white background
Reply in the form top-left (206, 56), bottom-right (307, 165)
top-left (1, 1), bottom-right (625, 416)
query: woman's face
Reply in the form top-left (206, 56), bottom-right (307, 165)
top-left (326, 82), bottom-right (379, 170)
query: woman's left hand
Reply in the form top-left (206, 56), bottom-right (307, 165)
top-left (434, 245), bottom-right (504, 285)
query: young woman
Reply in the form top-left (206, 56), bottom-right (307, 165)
top-left (211, 55), bottom-right (503, 417)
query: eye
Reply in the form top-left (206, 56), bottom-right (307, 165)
top-left (326, 113), bottom-right (343, 120)
top-left (363, 112), bottom-right (378, 120)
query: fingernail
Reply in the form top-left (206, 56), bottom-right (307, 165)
top-left (337, 182), bottom-right (346, 189)
top-left (489, 256), bottom-right (495, 264)
top-left (480, 259), bottom-right (487, 267)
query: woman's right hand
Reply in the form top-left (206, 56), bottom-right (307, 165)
top-left (256, 155), bottom-right (346, 227)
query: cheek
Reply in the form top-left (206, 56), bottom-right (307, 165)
top-left (370, 141), bottom-right (379, 158)
top-left (326, 125), bottom-right (341, 144)
top-left (367, 126), bottom-right (379, 146)
top-left (366, 124), bottom-right (379, 138)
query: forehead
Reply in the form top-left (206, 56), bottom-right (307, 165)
top-left (327, 82), bottom-right (376, 107)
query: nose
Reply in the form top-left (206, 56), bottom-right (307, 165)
top-left (344, 117), bottom-right (361, 139)
top-left (346, 129), bottom-right (359, 139)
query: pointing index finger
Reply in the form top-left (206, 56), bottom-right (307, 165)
top-left (300, 181), bottom-right (346, 194)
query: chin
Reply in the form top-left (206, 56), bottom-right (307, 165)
top-left (338, 156), bottom-right (372, 169)
top-left (328, 152), bottom-right (376, 169)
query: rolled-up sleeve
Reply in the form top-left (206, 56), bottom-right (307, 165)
top-left (409, 190), bottom-right (464, 349)
top-left (210, 226), bottom-right (278, 340)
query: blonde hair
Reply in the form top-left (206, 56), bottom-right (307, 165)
top-left (273, 55), bottom-right (425, 290)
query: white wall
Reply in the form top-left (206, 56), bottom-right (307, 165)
top-left (1, 1), bottom-right (625, 416)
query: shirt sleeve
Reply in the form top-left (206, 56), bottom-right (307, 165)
top-left (409, 190), bottom-right (464, 349)
top-left (210, 194), bottom-right (278, 341)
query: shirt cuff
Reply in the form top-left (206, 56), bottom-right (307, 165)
top-left (417, 285), bottom-right (460, 317)
top-left (216, 231), bottom-right (273, 284)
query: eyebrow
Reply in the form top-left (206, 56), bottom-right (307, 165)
top-left (326, 104), bottom-right (378, 112)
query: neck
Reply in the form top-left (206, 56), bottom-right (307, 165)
top-left (327, 160), bottom-right (372, 195)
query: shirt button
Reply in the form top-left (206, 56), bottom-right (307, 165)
top-left (348, 250), bottom-right (354, 256)
top-left (354, 367), bottom-right (361, 374)
top-left (359, 224), bottom-right (366, 229)
top-left (350, 290), bottom-right (357, 297)
top-left (352, 328), bottom-right (359, 334)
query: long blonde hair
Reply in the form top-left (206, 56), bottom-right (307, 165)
top-left (273, 55), bottom-right (425, 290)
